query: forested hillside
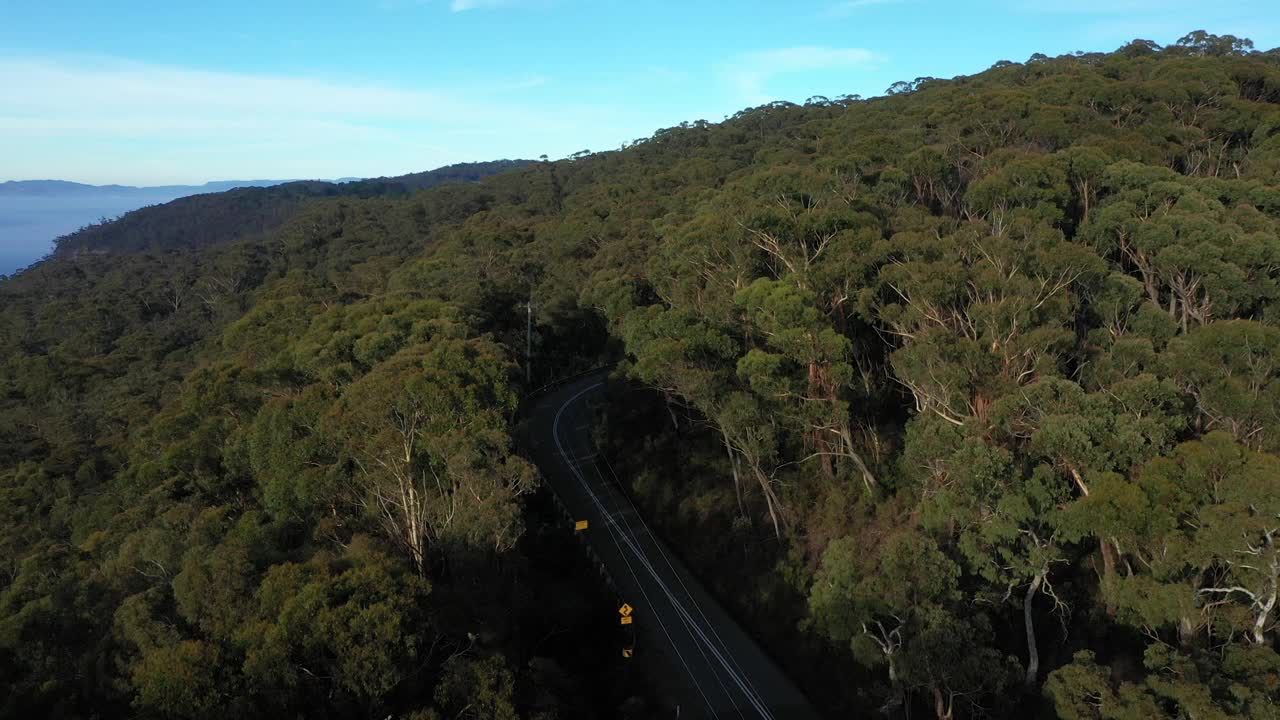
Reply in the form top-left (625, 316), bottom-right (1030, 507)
top-left (3, 31), bottom-right (1280, 719)
top-left (49, 159), bottom-right (531, 258)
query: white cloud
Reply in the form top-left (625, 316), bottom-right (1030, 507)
top-left (0, 56), bottom-right (648, 184)
top-left (826, 0), bottom-right (905, 16)
top-left (374, 0), bottom-right (526, 14)
top-left (2, 58), bottom-right (467, 123)
top-left (722, 47), bottom-right (883, 105)
top-left (1015, 0), bottom-right (1195, 13)
top-left (450, 0), bottom-right (516, 11)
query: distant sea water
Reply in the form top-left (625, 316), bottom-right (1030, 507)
top-left (0, 194), bottom-right (188, 276)
top-left (0, 180), bottom-right (310, 276)
top-left (0, 247), bottom-right (32, 277)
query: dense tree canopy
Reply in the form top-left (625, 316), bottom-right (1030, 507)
top-left (3, 30), bottom-right (1280, 719)
top-left (48, 160), bottom-right (530, 259)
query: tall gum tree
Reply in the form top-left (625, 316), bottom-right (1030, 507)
top-left (1070, 433), bottom-right (1280, 648)
top-left (325, 338), bottom-right (535, 575)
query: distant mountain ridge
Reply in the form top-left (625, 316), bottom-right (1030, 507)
top-left (1, 179), bottom-right (310, 275)
top-left (0, 179), bottom-right (300, 197)
top-left (45, 160), bottom-right (531, 260)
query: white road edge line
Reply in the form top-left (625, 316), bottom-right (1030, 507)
top-left (552, 383), bottom-right (720, 717)
top-left (598, 450), bottom-right (772, 713)
top-left (553, 381), bottom-right (775, 720)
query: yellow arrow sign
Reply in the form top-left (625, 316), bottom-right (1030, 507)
top-left (574, 520), bottom-right (589, 531)
top-left (622, 648), bottom-right (634, 658)
top-left (619, 603), bottom-right (633, 617)
top-left (620, 615), bottom-right (633, 625)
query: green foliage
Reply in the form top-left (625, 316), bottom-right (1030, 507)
top-left (52, 161), bottom-right (529, 257)
top-left (131, 640), bottom-right (227, 719)
top-left (432, 654), bottom-right (519, 720)
top-left (1166, 320), bottom-right (1280, 450)
top-left (4, 31), bottom-right (1280, 720)
top-left (1044, 651), bottom-right (1163, 719)
top-left (241, 539), bottom-right (432, 701)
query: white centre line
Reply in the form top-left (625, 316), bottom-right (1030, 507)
top-left (552, 383), bottom-right (719, 717)
top-left (552, 381), bottom-right (775, 720)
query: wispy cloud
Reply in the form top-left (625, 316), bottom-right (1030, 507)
top-left (450, 0), bottom-right (517, 11)
top-left (0, 56), bottom-right (638, 184)
top-left (1014, 0), bottom-right (1196, 13)
top-left (374, 0), bottom-right (524, 12)
top-left (826, 0), bottom-right (906, 17)
top-left (722, 47), bottom-right (883, 105)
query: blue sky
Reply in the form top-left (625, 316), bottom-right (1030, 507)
top-left (2, 0), bottom-right (1277, 185)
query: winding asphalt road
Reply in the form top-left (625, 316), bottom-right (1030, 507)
top-left (523, 371), bottom-right (822, 720)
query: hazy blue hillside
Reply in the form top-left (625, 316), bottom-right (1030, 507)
top-left (0, 162), bottom-right (530, 275)
top-left (0, 180), bottom-right (294, 197)
top-left (48, 160), bottom-right (532, 259)
top-left (0, 180), bottom-right (292, 275)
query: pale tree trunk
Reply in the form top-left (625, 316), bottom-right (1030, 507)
top-left (1253, 587), bottom-right (1276, 645)
top-left (361, 408), bottom-right (439, 577)
top-left (367, 463), bottom-right (431, 577)
top-left (1253, 552), bottom-right (1279, 645)
top-left (722, 431), bottom-right (746, 519)
top-left (933, 687), bottom-right (953, 720)
top-left (1178, 616), bottom-right (1196, 647)
top-left (400, 431), bottom-right (427, 575)
top-left (1119, 238), bottom-right (1159, 307)
top-left (1024, 572), bottom-right (1044, 686)
top-left (1100, 540), bottom-right (1118, 616)
top-left (1067, 464), bottom-right (1119, 616)
top-left (838, 426), bottom-right (878, 492)
top-left (663, 392), bottom-right (680, 431)
top-left (403, 479), bottom-right (425, 573)
top-left (1066, 464), bottom-right (1089, 498)
top-left (865, 621), bottom-right (904, 715)
top-left (750, 464), bottom-right (783, 539)
top-left (721, 423), bottom-right (785, 539)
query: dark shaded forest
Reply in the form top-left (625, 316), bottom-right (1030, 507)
top-left (4, 31), bottom-right (1280, 719)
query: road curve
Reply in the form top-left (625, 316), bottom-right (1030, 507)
top-left (522, 371), bottom-right (823, 720)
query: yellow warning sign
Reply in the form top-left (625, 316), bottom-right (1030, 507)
top-left (620, 615), bottom-right (633, 625)
top-left (622, 648), bottom-right (634, 658)
top-left (619, 603), bottom-right (633, 617)
top-left (574, 520), bottom-right (589, 531)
